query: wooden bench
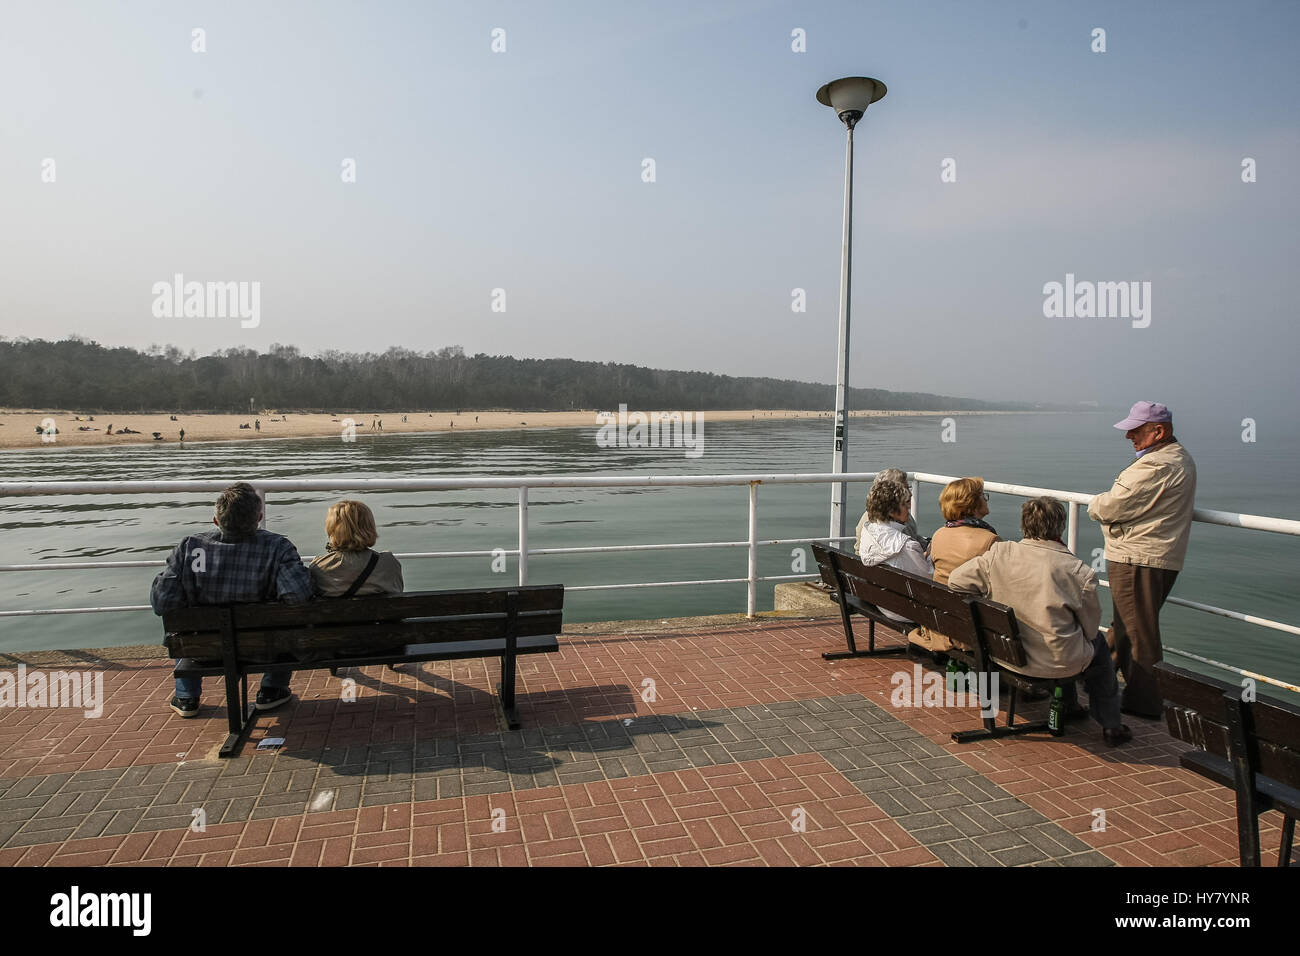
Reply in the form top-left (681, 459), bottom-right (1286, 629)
top-left (164, 584), bottom-right (564, 758)
top-left (1155, 661), bottom-right (1298, 867)
top-left (812, 543), bottom-right (1066, 743)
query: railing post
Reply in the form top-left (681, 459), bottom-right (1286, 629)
top-left (518, 486), bottom-right (528, 586)
top-left (257, 489), bottom-right (267, 530)
top-left (909, 478), bottom-right (919, 523)
top-left (747, 482), bottom-right (758, 617)
top-left (1067, 501), bottom-right (1078, 554)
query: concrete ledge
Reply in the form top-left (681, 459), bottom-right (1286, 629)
top-left (773, 581), bottom-right (839, 617)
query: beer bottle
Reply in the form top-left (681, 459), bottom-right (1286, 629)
top-left (1048, 686), bottom-right (1065, 737)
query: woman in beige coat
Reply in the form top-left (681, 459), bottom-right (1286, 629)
top-left (910, 477), bottom-right (1000, 659)
top-left (309, 500), bottom-right (404, 597)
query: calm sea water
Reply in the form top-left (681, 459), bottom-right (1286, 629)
top-left (1, 413), bottom-right (1297, 696)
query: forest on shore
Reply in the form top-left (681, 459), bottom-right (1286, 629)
top-left (0, 338), bottom-right (1044, 413)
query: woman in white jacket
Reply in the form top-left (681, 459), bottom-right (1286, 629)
top-left (857, 478), bottom-right (935, 632)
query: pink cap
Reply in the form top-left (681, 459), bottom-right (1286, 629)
top-left (1114, 401), bottom-right (1172, 430)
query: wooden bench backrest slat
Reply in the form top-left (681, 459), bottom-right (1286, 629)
top-left (813, 543), bottom-right (1016, 655)
top-left (162, 585), bottom-right (565, 663)
top-left (813, 545), bottom-right (954, 627)
top-left (162, 584), bottom-right (564, 634)
top-left (1157, 662), bottom-right (1300, 792)
top-left (967, 600), bottom-right (1028, 668)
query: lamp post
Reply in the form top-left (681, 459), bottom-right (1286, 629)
top-left (816, 76), bottom-right (886, 544)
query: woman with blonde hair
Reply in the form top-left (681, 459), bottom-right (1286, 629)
top-left (309, 500), bottom-right (404, 597)
top-left (910, 477), bottom-right (1000, 660)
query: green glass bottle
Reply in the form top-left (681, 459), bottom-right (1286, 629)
top-left (1048, 686), bottom-right (1065, 736)
top-left (945, 657), bottom-right (961, 694)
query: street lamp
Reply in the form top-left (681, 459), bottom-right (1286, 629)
top-left (816, 76), bottom-right (886, 544)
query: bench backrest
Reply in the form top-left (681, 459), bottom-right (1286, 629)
top-left (812, 543), bottom-right (1027, 668)
top-left (162, 584), bottom-right (565, 661)
top-left (1156, 661), bottom-right (1300, 792)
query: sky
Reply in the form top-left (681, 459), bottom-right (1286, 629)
top-left (1, 0), bottom-right (1297, 418)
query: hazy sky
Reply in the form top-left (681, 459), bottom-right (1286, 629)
top-left (2, 0), bottom-right (1297, 417)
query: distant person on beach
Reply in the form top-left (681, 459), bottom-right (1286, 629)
top-left (856, 468), bottom-right (927, 551)
top-left (855, 478), bottom-right (934, 635)
top-left (950, 497), bottom-right (1131, 746)
top-left (308, 500), bottom-right (403, 598)
top-left (178, 428), bottom-right (185, 442)
top-left (150, 482), bottom-right (312, 718)
top-left (909, 477), bottom-right (1001, 660)
top-left (1086, 401), bottom-right (1197, 719)
top-left (106, 424), bottom-right (112, 434)
top-left (255, 419), bottom-right (260, 432)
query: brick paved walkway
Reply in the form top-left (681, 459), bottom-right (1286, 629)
top-left (0, 618), bottom-right (1287, 866)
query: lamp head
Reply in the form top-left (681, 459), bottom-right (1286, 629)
top-left (816, 76), bottom-right (887, 128)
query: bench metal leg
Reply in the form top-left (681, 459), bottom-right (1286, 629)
top-left (952, 718), bottom-right (1050, 744)
top-left (1280, 816), bottom-right (1295, 867)
top-left (219, 673), bottom-right (256, 759)
top-left (498, 648), bottom-right (520, 730)
top-left (496, 681), bottom-right (520, 730)
top-left (952, 675), bottom-right (1053, 742)
top-left (822, 617), bottom-right (908, 660)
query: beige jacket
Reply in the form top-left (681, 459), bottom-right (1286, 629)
top-left (930, 525), bottom-right (999, 585)
top-left (910, 525), bottom-right (999, 653)
top-left (948, 538), bottom-right (1099, 679)
top-left (309, 548), bottom-right (404, 597)
top-left (1087, 441), bottom-right (1196, 571)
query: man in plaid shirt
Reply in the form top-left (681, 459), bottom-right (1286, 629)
top-left (151, 482), bottom-right (313, 717)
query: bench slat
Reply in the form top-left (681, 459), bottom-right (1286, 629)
top-left (173, 634), bottom-right (560, 676)
top-left (968, 601), bottom-right (1028, 668)
top-left (814, 543), bottom-right (1018, 660)
top-left (1159, 663), bottom-right (1300, 792)
top-left (165, 610), bottom-right (563, 661)
top-left (162, 584), bottom-right (564, 632)
top-left (1178, 750), bottom-right (1300, 818)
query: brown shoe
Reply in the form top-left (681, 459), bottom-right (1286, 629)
top-left (1102, 724), bottom-right (1132, 746)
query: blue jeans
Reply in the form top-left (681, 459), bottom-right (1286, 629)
top-left (1060, 633), bottom-right (1123, 730)
top-left (174, 668), bottom-right (290, 701)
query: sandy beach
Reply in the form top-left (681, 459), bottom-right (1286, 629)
top-left (1, 408), bottom-right (1032, 451)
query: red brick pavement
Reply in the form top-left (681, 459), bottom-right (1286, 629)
top-left (0, 618), bottom-right (1289, 865)
top-left (0, 754), bottom-right (938, 867)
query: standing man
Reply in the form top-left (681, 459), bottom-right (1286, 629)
top-left (1087, 401), bottom-right (1197, 719)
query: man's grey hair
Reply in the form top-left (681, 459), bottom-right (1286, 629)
top-left (215, 482), bottom-right (262, 537)
top-left (1021, 497), bottom-right (1067, 541)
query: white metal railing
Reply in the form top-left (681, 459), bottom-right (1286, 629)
top-left (1, 471), bottom-right (1298, 692)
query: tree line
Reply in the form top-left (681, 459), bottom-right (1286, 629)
top-left (0, 337), bottom-right (1038, 413)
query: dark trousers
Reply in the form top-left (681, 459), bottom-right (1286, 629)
top-left (1055, 639), bottom-right (1128, 728)
top-left (1105, 562), bottom-right (1180, 717)
top-left (175, 669), bottom-right (289, 701)
top-left (1060, 634), bottom-right (1123, 730)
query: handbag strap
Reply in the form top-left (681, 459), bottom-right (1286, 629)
top-left (340, 551), bottom-right (381, 599)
